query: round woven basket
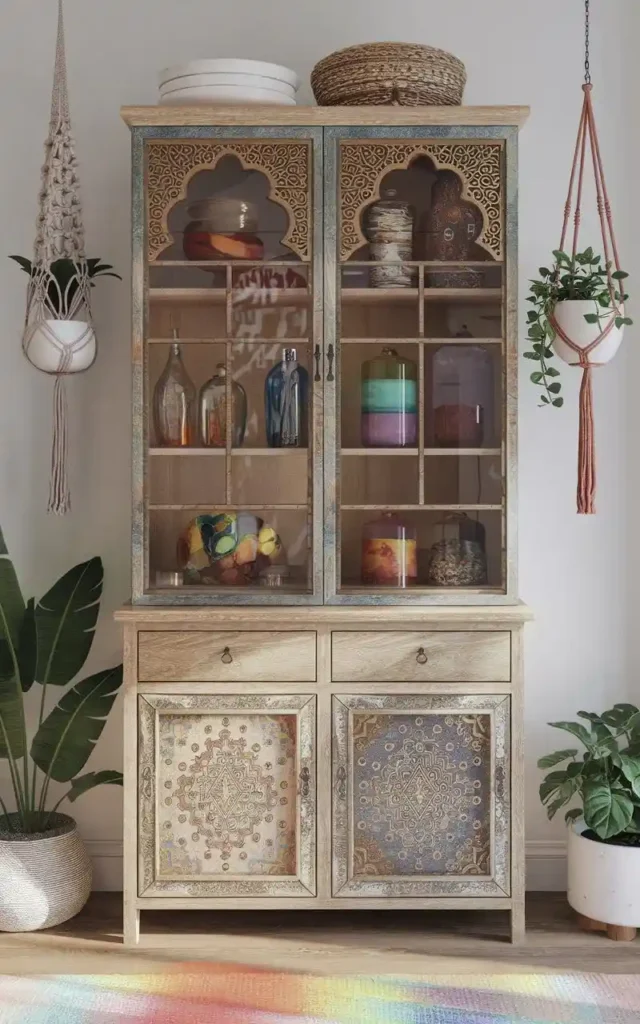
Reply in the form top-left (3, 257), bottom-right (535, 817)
top-left (0, 813), bottom-right (92, 932)
top-left (311, 42), bottom-right (466, 107)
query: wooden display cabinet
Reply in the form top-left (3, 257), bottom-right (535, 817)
top-left (117, 103), bottom-right (530, 946)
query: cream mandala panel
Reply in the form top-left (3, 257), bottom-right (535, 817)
top-left (157, 712), bottom-right (297, 879)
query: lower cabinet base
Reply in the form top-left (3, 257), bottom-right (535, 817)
top-left (123, 898), bottom-right (526, 947)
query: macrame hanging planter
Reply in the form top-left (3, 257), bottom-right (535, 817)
top-left (548, 0), bottom-right (628, 515)
top-left (22, 0), bottom-right (95, 514)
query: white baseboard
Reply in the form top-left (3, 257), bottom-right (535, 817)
top-left (87, 840), bottom-right (568, 893)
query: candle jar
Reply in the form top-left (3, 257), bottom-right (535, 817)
top-left (198, 363), bottom-right (247, 448)
top-left (367, 190), bottom-right (415, 288)
top-left (361, 347), bottom-right (418, 448)
top-left (362, 512), bottom-right (417, 587)
top-left (183, 197), bottom-right (264, 262)
top-left (427, 513), bottom-right (488, 587)
top-left (431, 344), bottom-right (494, 448)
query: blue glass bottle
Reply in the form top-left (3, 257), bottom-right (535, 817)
top-left (265, 348), bottom-right (309, 448)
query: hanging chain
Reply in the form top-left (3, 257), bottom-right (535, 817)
top-left (584, 0), bottom-right (591, 84)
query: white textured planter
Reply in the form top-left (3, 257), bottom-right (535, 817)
top-left (0, 814), bottom-right (92, 932)
top-left (23, 319), bottom-right (96, 374)
top-left (551, 299), bottom-right (624, 366)
top-left (567, 821), bottom-right (640, 928)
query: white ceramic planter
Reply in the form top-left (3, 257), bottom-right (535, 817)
top-left (23, 319), bottom-right (96, 374)
top-left (0, 814), bottom-right (92, 932)
top-left (551, 299), bottom-right (624, 366)
top-left (567, 821), bottom-right (640, 928)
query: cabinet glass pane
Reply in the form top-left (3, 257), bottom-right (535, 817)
top-left (144, 138), bottom-right (316, 597)
top-left (335, 138), bottom-right (506, 596)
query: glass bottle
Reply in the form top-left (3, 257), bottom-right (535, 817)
top-left (265, 348), bottom-right (309, 448)
top-left (431, 343), bottom-right (494, 448)
top-left (198, 363), bottom-right (247, 448)
top-left (362, 512), bottom-right (417, 587)
top-left (361, 347), bottom-right (418, 447)
top-left (152, 333), bottom-right (196, 447)
top-left (427, 513), bottom-right (488, 587)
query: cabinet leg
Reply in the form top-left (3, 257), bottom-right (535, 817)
top-left (123, 903), bottom-right (140, 947)
top-left (509, 901), bottom-right (526, 944)
top-left (606, 924), bottom-right (637, 942)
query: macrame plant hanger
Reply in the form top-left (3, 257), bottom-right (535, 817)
top-left (549, 0), bottom-right (624, 515)
top-left (23, 0), bottom-right (94, 515)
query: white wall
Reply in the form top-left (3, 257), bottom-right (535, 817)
top-left (0, 0), bottom-right (634, 890)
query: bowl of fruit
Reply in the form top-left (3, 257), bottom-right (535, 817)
top-left (177, 512), bottom-right (284, 586)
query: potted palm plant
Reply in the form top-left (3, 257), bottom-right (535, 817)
top-left (539, 703), bottom-right (640, 941)
top-left (9, 256), bottom-right (121, 374)
top-left (0, 527), bottom-right (122, 932)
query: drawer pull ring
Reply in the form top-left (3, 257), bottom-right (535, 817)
top-left (336, 765), bottom-right (347, 800)
top-left (416, 647), bottom-right (428, 665)
top-left (299, 766), bottom-right (311, 797)
top-left (221, 647), bottom-right (233, 664)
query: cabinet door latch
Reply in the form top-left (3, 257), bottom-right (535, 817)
top-left (299, 765), bottom-right (311, 797)
top-left (327, 344), bottom-right (335, 382)
top-left (336, 765), bottom-right (347, 799)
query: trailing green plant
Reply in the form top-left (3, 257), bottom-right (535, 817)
top-left (538, 703), bottom-right (640, 842)
top-left (0, 527), bottom-right (122, 834)
top-left (525, 247), bottom-right (632, 408)
top-left (9, 256), bottom-right (121, 318)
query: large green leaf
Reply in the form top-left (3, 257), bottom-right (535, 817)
top-left (31, 665), bottom-right (123, 782)
top-left (17, 598), bottom-right (36, 693)
top-left (35, 557), bottom-right (103, 686)
top-left (0, 538), bottom-right (25, 760)
top-left (537, 749), bottom-right (578, 770)
top-left (66, 770), bottom-right (123, 803)
top-left (583, 780), bottom-right (634, 840)
top-left (617, 754), bottom-right (640, 800)
top-left (548, 721), bottom-right (593, 748)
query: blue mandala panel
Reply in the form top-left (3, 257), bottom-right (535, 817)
top-left (352, 712), bottom-right (491, 877)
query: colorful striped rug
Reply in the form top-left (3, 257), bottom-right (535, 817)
top-left (1, 969), bottom-right (639, 1022)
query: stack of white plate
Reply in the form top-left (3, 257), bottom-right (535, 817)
top-left (158, 60), bottom-right (299, 106)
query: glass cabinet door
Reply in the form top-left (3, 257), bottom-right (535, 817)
top-left (136, 129), bottom-right (323, 602)
top-left (325, 129), bottom-right (513, 603)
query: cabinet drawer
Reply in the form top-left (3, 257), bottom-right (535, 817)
top-left (138, 631), bottom-right (316, 682)
top-left (331, 631), bottom-right (511, 682)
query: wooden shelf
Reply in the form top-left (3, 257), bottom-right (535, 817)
top-left (149, 448), bottom-right (308, 457)
top-left (147, 337), bottom-right (311, 345)
top-left (341, 288), bottom-right (502, 305)
top-left (149, 288), bottom-right (310, 306)
top-left (149, 504), bottom-right (307, 512)
top-left (150, 260), bottom-right (308, 269)
top-left (339, 582), bottom-right (504, 595)
top-left (340, 504), bottom-right (503, 512)
top-left (341, 448), bottom-right (501, 457)
top-left (339, 337), bottom-right (503, 345)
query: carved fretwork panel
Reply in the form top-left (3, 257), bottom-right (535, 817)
top-left (138, 693), bottom-right (316, 897)
top-left (339, 141), bottom-right (503, 261)
top-left (332, 694), bottom-right (510, 898)
top-left (146, 140), bottom-right (312, 262)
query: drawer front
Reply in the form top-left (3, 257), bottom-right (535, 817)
top-left (331, 631), bottom-right (511, 682)
top-left (138, 631), bottom-right (317, 682)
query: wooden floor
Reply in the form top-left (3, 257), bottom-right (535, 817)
top-left (0, 893), bottom-right (638, 975)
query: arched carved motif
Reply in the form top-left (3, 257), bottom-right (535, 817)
top-left (146, 141), bottom-right (311, 262)
top-left (339, 142), bottom-right (503, 261)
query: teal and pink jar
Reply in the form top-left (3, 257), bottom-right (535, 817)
top-left (361, 348), bottom-right (418, 448)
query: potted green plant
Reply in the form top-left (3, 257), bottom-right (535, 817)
top-left (0, 527), bottom-right (122, 932)
top-left (539, 703), bottom-right (640, 940)
top-left (524, 247), bottom-right (632, 407)
top-left (9, 256), bottom-right (121, 375)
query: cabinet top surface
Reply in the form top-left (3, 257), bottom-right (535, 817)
top-left (121, 104), bottom-right (530, 128)
top-left (114, 602), bottom-right (533, 624)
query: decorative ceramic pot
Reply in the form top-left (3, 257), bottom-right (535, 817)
top-left (567, 820), bottom-right (640, 928)
top-left (0, 814), bottom-right (92, 932)
top-left (23, 319), bottom-right (96, 375)
top-left (551, 300), bottom-right (624, 365)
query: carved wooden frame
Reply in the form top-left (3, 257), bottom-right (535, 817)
top-left (146, 139), bottom-right (312, 262)
top-left (138, 692), bottom-right (316, 897)
top-left (331, 693), bottom-right (510, 898)
top-left (339, 140), bottom-right (504, 262)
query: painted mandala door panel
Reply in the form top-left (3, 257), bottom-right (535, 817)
top-left (331, 694), bottom-right (510, 898)
top-left (138, 693), bottom-right (316, 897)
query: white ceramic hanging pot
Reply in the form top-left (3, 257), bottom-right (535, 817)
top-left (23, 319), bottom-right (96, 375)
top-left (567, 820), bottom-right (640, 928)
top-left (551, 299), bottom-right (624, 366)
top-left (0, 814), bottom-right (92, 931)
